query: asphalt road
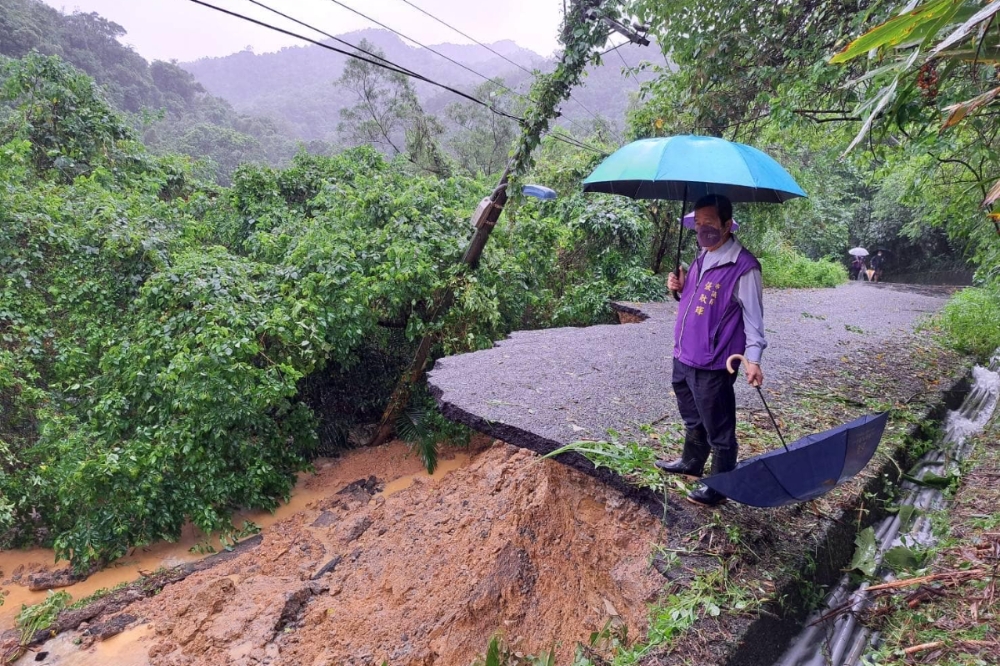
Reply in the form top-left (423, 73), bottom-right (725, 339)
top-left (427, 282), bottom-right (953, 452)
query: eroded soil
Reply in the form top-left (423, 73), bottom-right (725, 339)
top-left (25, 440), bottom-right (665, 665)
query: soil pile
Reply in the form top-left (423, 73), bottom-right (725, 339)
top-left (100, 442), bottom-right (663, 665)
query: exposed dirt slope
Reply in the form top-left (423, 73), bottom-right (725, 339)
top-left (92, 441), bottom-right (665, 665)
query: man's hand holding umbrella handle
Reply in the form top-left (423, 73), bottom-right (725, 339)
top-left (667, 266), bottom-right (686, 296)
top-left (726, 353), bottom-right (764, 387)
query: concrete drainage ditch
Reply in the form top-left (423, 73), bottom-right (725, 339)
top-left (772, 354), bottom-right (1000, 666)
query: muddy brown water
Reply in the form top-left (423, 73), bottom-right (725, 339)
top-left (0, 443), bottom-right (470, 631)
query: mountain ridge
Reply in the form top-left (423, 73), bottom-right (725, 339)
top-left (181, 28), bottom-right (659, 143)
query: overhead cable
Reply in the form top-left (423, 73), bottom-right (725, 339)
top-left (186, 0), bottom-right (522, 121)
top-left (245, 0), bottom-right (420, 78)
top-left (323, 0), bottom-right (529, 104)
top-left (391, 0), bottom-right (619, 141)
top-left (188, 0), bottom-right (606, 155)
top-left (322, 0), bottom-right (610, 153)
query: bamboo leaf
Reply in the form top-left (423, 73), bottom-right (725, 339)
top-left (830, 0), bottom-right (963, 64)
top-left (931, 0), bottom-right (1000, 55)
top-left (847, 527), bottom-right (879, 576)
top-left (982, 177), bottom-right (1000, 206)
top-left (933, 45), bottom-right (1000, 62)
top-left (883, 545), bottom-right (928, 572)
top-left (844, 79), bottom-right (898, 154)
top-left (941, 84), bottom-right (1000, 130)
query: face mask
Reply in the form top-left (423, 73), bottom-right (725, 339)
top-left (697, 224), bottom-right (723, 248)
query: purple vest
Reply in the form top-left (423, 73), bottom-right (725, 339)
top-left (673, 246), bottom-right (761, 371)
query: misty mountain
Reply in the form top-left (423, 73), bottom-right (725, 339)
top-left (182, 29), bottom-right (660, 144)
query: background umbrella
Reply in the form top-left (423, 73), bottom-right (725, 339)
top-left (700, 354), bottom-right (889, 507)
top-left (583, 135), bottom-right (806, 300)
top-left (848, 247), bottom-right (869, 257)
top-left (522, 184), bottom-right (557, 200)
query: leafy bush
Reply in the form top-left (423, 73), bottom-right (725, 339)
top-left (0, 55), bottom-right (664, 569)
top-left (935, 281), bottom-right (1000, 359)
top-left (759, 247), bottom-right (847, 288)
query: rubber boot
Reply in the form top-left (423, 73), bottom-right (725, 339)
top-left (655, 430), bottom-right (710, 477)
top-left (686, 446), bottom-right (737, 507)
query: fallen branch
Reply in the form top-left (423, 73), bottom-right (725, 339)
top-left (903, 640), bottom-right (943, 655)
top-left (904, 639), bottom-right (999, 656)
top-left (865, 569), bottom-right (986, 592)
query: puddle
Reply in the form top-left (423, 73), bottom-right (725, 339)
top-left (0, 444), bottom-right (473, 632)
top-left (775, 354), bottom-right (1000, 666)
top-left (0, 478), bottom-right (333, 630)
top-left (24, 624), bottom-right (153, 665)
top-left (374, 453), bottom-right (471, 499)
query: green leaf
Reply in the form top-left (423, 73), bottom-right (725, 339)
top-left (830, 0), bottom-right (963, 64)
top-left (904, 471), bottom-right (957, 488)
top-left (883, 545), bottom-right (928, 572)
top-left (931, 0), bottom-right (1000, 55)
top-left (847, 526), bottom-right (879, 576)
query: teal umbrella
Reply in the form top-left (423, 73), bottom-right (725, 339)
top-left (582, 135), bottom-right (807, 203)
top-left (583, 135), bottom-right (806, 299)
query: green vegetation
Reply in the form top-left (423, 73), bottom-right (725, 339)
top-left (12, 590), bottom-right (70, 656)
top-left (837, 413), bottom-right (1000, 665)
top-left (759, 246), bottom-right (848, 289)
top-left (0, 0), bottom-right (326, 183)
top-left (0, 35), bottom-right (667, 568)
top-left (935, 283), bottom-right (1000, 359)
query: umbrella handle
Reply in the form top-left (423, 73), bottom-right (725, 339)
top-left (726, 354), bottom-right (789, 453)
top-left (672, 194), bottom-right (687, 303)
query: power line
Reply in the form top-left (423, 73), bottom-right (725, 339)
top-left (186, 0), bottom-right (522, 121)
top-left (323, 0), bottom-right (530, 103)
top-left (395, 0), bottom-right (534, 77)
top-left (189, 0), bottom-right (607, 155)
top-left (391, 0), bottom-right (618, 141)
top-left (599, 39), bottom-right (629, 57)
top-left (616, 44), bottom-right (643, 88)
top-left (322, 0), bottom-right (609, 150)
top-left (548, 129), bottom-right (605, 154)
top-left (245, 0), bottom-right (420, 78)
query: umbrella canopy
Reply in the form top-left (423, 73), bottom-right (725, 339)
top-left (701, 412), bottom-right (889, 507)
top-left (683, 211), bottom-right (739, 232)
top-left (848, 247), bottom-right (869, 257)
top-left (522, 184), bottom-right (557, 201)
top-left (582, 135), bottom-right (807, 203)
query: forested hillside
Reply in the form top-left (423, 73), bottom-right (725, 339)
top-left (183, 28), bottom-right (655, 142)
top-left (0, 0), bottom-right (327, 183)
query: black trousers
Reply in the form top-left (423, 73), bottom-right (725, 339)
top-left (672, 358), bottom-right (739, 453)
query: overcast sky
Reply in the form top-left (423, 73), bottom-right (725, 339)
top-left (40, 0), bottom-right (568, 62)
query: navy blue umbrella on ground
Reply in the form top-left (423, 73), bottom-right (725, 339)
top-left (701, 355), bottom-right (889, 507)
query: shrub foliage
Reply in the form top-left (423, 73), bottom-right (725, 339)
top-left (0, 54), bottom-right (664, 567)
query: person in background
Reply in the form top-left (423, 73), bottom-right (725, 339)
top-left (871, 250), bottom-right (885, 283)
top-left (656, 194), bottom-right (766, 507)
top-left (850, 255), bottom-right (865, 281)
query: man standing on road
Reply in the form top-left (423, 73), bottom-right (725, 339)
top-left (655, 194), bottom-right (767, 507)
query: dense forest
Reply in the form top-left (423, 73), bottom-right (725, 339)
top-left (0, 0), bottom-right (325, 183)
top-left (1, 0), bottom-right (998, 571)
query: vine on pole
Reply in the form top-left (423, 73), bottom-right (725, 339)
top-left (367, 0), bottom-right (618, 449)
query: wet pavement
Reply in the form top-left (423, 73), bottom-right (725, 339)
top-left (428, 282), bottom-right (953, 453)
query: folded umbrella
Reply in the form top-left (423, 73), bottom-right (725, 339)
top-left (700, 354), bottom-right (889, 507)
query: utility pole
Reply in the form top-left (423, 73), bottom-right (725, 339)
top-left (367, 0), bottom-right (619, 448)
